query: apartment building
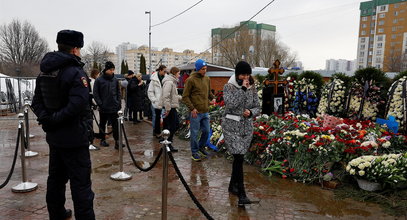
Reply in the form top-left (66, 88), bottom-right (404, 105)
top-left (325, 59), bottom-right (356, 74)
top-left (357, 0), bottom-right (407, 72)
top-left (125, 46), bottom-right (211, 73)
top-left (211, 21), bottom-right (276, 67)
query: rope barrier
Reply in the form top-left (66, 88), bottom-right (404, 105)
top-left (121, 124), bottom-right (163, 172)
top-left (167, 152), bottom-right (214, 220)
top-left (0, 127), bottom-right (20, 189)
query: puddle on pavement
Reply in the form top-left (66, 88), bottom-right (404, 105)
top-left (246, 171), bottom-right (374, 218)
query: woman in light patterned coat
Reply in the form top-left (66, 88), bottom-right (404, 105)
top-left (222, 61), bottom-right (260, 206)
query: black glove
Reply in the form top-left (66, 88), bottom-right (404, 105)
top-left (38, 114), bottom-right (56, 132)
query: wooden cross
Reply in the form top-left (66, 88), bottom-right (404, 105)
top-left (264, 60), bottom-right (286, 94)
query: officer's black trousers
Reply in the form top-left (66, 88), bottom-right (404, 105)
top-left (46, 146), bottom-right (95, 220)
top-left (99, 112), bottom-right (119, 141)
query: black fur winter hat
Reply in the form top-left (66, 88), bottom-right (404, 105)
top-left (56, 30), bottom-right (84, 48)
top-left (235, 61), bottom-right (252, 76)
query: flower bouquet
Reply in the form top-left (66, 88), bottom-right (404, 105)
top-left (346, 153), bottom-right (407, 190)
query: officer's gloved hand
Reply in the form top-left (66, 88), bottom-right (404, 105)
top-left (38, 114), bottom-right (56, 132)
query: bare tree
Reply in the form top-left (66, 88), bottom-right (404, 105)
top-left (83, 41), bottom-right (110, 68)
top-left (384, 48), bottom-right (406, 72)
top-left (0, 19), bottom-right (49, 76)
top-left (213, 26), bottom-right (296, 69)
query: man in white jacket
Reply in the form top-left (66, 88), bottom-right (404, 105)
top-left (147, 65), bottom-right (166, 138)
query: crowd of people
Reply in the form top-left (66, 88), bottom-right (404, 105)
top-left (32, 29), bottom-right (259, 219)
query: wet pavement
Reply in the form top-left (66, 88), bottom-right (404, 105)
top-left (0, 112), bottom-right (402, 220)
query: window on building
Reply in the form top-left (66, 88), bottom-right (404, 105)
top-left (361, 38), bottom-right (366, 43)
top-left (370, 43), bottom-right (374, 48)
top-left (359, 57), bottom-right (364, 62)
top-left (395, 11), bottom-right (399, 16)
top-left (360, 44), bottom-right (366, 49)
top-left (362, 30), bottom-right (366, 35)
top-left (380, 5), bottom-right (386, 11)
top-left (362, 17), bottom-right (368, 21)
top-left (360, 51), bottom-right (365, 57)
top-left (371, 30), bottom-right (375, 34)
top-left (379, 20), bottom-right (384, 25)
top-left (377, 50), bottom-right (382, 55)
top-left (395, 3), bottom-right (399, 8)
top-left (378, 28), bottom-right (384, 33)
top-left (379, 13), bottom-right (385, 18)
top-left (376, 64), bottom-right (381, 68)
top-left (377, 42), bottom-right (383, 48)
top-left (393, 19), bottom-right (398, 24)
top-left (377, 35), bottom-right (384, 41)
top-left (392, 26), bottom-right (397, 31)
top-left (368, 57), bottom-right (372, 62)
top-left (376, 57), bottom-right (382, 63)
top-left (362, 24), bottom-right (367, 28)
top-left (392, 34), bottom-right (397, 39)
top-left (372, 15), bottom-right (376, 20)
top-left (371, 22), bottom-right (375, 27)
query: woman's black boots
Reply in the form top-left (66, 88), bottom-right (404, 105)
top-left (231, 154), bottom-right (252, 206)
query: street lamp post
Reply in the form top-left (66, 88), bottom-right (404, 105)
top-left (145, 11), bottom-right (152, 74)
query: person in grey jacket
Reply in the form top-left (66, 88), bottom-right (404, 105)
top-left (93, 61), bottom-right (122, 149)
top-left (222, 61), bottom-right (260, 206)
top-left (158, 67), bottom-right (182, 152)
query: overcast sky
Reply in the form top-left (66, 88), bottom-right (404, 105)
top-left (0, 0), bottom-right (362, 70)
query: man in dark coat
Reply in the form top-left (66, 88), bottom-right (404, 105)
top-left (93, 61), bottom-right (122, 149)
top-left (31, 30), bottom-right (95, 220)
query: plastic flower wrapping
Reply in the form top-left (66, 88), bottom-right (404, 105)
top-left (386, 76), bottom-right (407, 130)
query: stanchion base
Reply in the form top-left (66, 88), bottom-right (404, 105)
top-left (89, 144), bottom-right (100, 151)
top-left (29, 134), bottom-right (35, 138)
top-left (25, 151), bottom-right (39, 157)
top-left (11, 182), bottom-right (38, 193)
top-left (110, 171), bottom-right (132, 181)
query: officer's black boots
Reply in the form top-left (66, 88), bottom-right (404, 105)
top-left (64, 209), bottom-right (72, 219)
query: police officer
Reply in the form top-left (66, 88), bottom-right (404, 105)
top-left (31, 30), bottom-right (95, 220)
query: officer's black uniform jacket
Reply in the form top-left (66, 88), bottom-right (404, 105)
top-left (93, 73), bottom-right (121, 114)
top-left (31, 51), bottom-right (90, 148)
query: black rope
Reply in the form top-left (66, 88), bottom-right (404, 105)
top-left (92, 110), bottom-right (113, 136)
top-left (167, 152), bottom-right (214, 220)
top-left (121, 124), bottom-right (163, 172)
top-left (0, 127), bottom-right (21, 189)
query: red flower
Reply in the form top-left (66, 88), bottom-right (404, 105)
top-left (290, 168), bottom-right (295, 173)
top-left (282, 175), bottom-right (287, 179)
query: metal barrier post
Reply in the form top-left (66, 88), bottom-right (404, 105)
top-left (12, 113), bottom-right (38, 193)
top-left (110, 111), bottom-right (132, 181)
top-left (160, 129), bottom-right (171, 220)
top-left (24, 100), bottom-right (38, 157)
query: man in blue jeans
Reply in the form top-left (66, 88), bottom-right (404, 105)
top-left (182, 59), bottom-right (215, 161)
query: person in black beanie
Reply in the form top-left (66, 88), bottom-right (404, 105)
top-left (221, 61), bottom-right (260, 206)
top-left (93, 61), bottom-right (122, 149)
top-left (31, 29), bottom-right (95, 219)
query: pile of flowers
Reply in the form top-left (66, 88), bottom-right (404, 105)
top-left (346, 153), bottom-right (407, 187)
top-left (386, 76), bottom-right (407, 130)
top-left (245, 113), bottom-right (407, 184)
top-left (317, 78), bottom-right (346, 117)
